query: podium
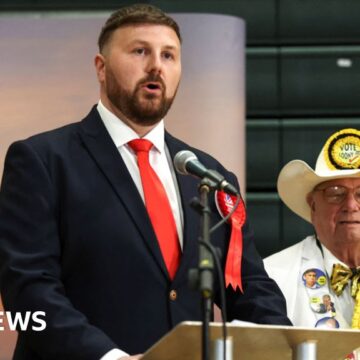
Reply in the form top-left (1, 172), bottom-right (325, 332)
top-left (142, 321), bottom-right (360, 360)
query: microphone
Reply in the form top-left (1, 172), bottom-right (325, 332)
top-left (173, 150), bottom-right (239, 195)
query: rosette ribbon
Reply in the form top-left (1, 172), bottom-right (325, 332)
top-left (216, 191), bottom-right (246, 292)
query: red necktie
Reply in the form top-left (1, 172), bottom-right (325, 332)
top-left (128, 139), bottom-right (180, 279)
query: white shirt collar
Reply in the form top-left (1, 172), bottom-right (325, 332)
top-left (321, 243), bottom-right (349, 276)
top-left (97, 100), bottom-right (165, 153)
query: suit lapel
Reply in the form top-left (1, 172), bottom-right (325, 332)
top-left (165, 132), bottom-right (201, 281)
top-left (78, 107), bottom-right (168, 278)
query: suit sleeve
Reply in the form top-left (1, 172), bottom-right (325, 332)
top-left (0, 141), bottom-right (117, 359)
top-left (215, 173), bottom-right (292, 326)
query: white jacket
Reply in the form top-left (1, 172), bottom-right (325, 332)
top-left (264, 235), bottom-right (349, 328)
top-left (264, 235), bottom-right (360, 357)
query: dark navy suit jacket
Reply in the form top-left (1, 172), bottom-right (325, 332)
top-left (0, 107), bottom-right (290, 359)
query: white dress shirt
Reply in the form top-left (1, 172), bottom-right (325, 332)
top-left (97, 100), bottom-right (183, 247)
top-left (97, 100), bottom-right (183, 360)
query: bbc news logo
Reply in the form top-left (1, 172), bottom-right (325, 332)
top-left (0, 311), bottom-right (46, 331)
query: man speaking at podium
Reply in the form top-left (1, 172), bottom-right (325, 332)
top-left (0, 4), bottom-right (291, 359)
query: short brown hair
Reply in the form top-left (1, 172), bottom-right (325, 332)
top-left (98, 4), bottom-right (182, 53)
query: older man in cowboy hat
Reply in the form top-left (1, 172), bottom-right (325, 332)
top-left (264, 128), bottom-right (360, 333)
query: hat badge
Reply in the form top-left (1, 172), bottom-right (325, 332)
top-left (323, 128), bottom-right (360, 170)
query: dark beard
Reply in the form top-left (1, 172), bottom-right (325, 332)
top-left (106, 70), bottom-right (176, 126)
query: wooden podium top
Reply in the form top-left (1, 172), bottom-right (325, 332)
top-left (143, 321), bottom-right (360, 360)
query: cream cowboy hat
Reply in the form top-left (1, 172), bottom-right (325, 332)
top-left (277, 128), bottom-right (360, 223)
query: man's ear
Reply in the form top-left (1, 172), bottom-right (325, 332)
top-left (94, 53), bottom-right (106, 82)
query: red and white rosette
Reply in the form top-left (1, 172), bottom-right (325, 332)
top-left (215, 190), bottom-right (246, 293)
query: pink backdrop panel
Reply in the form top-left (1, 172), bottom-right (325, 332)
top-left (0, 13), bottom-right (245, 358)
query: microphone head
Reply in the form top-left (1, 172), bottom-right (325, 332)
top-left (173, 150), bottom-right (198, 175)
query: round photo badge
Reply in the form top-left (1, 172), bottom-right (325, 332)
top-left (309, 293), bottom-right (336, 316)
top-left (215, 191), bottom-right (246, 292)
top-left (315, 316), bottom-right (340, 329)
top-left (323, 128), bottom-right (360, 170)
top-left (302, 268), bottom-right (327, 289)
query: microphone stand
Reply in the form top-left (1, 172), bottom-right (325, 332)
top-left (189, 177), bottom-right (215, 360)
